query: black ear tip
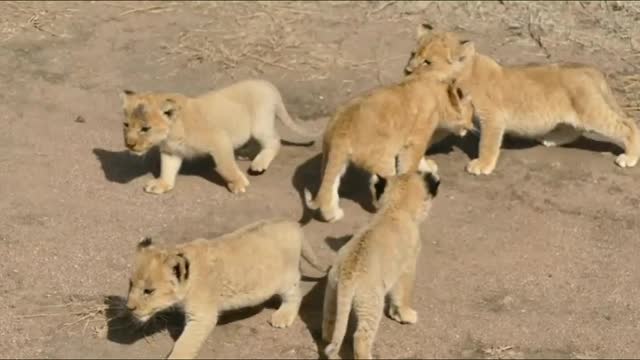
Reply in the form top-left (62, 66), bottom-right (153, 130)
top-left (460, 40), bottom-right (470, 45)
top-left (456, 87), bottom-right (464, 98)
top-left (422, 23), bottom-right (434, 30)
top-left (423, 172), bottom-right (440, 197)
top-left (138, 237), bottom-right (153, 249)
top-left (123, 89), bottom-right (136, 95)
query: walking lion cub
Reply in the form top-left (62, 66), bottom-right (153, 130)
top-left (120, 79), bottom-right (317, 194)
top-left (125, 219), bottom-right (326, 359)
top-left (304, 71), bottom-right (473, 223)
top-left (405, 24), bottom-right (640, 175)
top-left (322, 170), bottom-right (440, 359)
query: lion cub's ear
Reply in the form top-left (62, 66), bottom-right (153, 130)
top-left (120, 89), bottom-right (136, 107)
top-left (457, 40), bottom-right (475, 62)
top-left (166, 252), bottom-right (190, 283)
top-left (137, 237), bottom-right (153, 251)
top-left (161, 98), bottom-right (178, 121)
top-left (416, 23), bottom-right (434, 38)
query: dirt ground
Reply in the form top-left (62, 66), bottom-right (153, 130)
top-left (1, 1), bottom-right (640, 359)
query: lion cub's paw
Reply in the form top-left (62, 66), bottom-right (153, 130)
top-left (144, 179), bottom-right (173, 194)
top-left (389, 306), bottom-right (418, 324)
top-left (227, 181), bottom-right (248, 194)
top-left (227, 176), bottom-right (250, 194)
top-left (615, 154), bottom-right (638, 168)
top-left (320, 206), bottom-right (344, 223)
top-left (269, 308), bottom-right (297, 328)
top-left (466, 159), bottom-right (495, 176)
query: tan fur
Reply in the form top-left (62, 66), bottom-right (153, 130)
top-left (303, 71), bottom-right (474, 223)
top-left (405, 24), bottom-right (640, 175)
top-left (125, 219), bottom-right (326, 359)
top-left (321, 171), bottom-right (440, 359)
top-left (120, 79), bottom-right (318, 194)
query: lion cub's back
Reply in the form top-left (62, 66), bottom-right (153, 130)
top-left (199, 79), bottom-right (281, 111)
top-left (217, 219), bottom-right (305, 266)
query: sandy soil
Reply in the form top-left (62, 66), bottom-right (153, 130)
top-left (1, 1), bottom-right (639, 359)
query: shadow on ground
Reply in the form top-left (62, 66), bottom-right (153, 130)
top-left (292, 153), bottom-right (380, 225)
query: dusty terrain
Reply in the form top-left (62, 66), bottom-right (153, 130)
top-left (1, 1), bottom-right (639, 359)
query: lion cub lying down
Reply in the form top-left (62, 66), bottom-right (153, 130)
top-left (126, 219), bottom-right (326, 359)
top-left (322, 170), bottom-right (440, 359)
top-left (120, 79), bottom-right (317, 194)
top-left (405, 24), bottom-right (640, 175)
top-left (304, 70), bottom-right (473, 223)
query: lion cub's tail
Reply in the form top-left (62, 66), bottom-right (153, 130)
top-left (324, 281), bottom-right (356, 359)
top-left (275, 97), bottom-right (324, 142)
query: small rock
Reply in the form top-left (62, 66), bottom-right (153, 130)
top-left (75, 115), bottom-right (86, 123)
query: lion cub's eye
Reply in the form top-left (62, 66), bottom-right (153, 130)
top-left (140, 126), bottom-right (151, 132)
top-left (143, 288), bottom-right (155, 295)
top-left (423, 59), bottom-right (432, 65)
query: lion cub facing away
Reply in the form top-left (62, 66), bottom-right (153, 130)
top-left (126, 219), bottom-right (326, 359)
top-left (304, 71), bottom-right (473, 223)
top-left (120, 79), bottom-right (317, 195)
top-left (405, 24), bottom-right (640, 175)
top-left (322, 170), bottom-right (440, 359)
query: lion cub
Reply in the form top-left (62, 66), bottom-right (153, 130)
top-left (405, 24), bottom-right (640, 175)
top-left (120, 79), bottom-right (317, 194)
top-left (304, 71), bottom-right (473, 223)
top-left (321, 170), bottom-right (440, 360)
top-left (125, 219), bottom-right (326, 359)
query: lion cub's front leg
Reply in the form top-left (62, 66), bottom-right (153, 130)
top-left (466, 117), bottom-right (505, 176)
top-left (145, 152), bottom-right (183, 194)
top-left (167, 306), bottom-right (218, 359)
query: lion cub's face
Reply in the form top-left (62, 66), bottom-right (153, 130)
top-left (126, 238), bottom-right (189, 322)
top-left (120, 91), bottom-right (178, 154)
top-left (404, 24), bottom-right (475, 80)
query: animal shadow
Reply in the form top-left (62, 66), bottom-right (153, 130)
top-left (92, 148), bottom-right (160, 184)
top-left (325, 234), bottom-right (353, 252)
top-left (93, 147), bottom-right (228, 189)
top-left (104, 295), bottom-right (278, 347)
top-left (104, 295), bottom-right (184, 345)
top-left (292, 153), bottom-right (377, 225)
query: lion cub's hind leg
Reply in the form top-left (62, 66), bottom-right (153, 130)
top-left (249, 109), bottom-right (282, 175)
top-left (270, 279), bottom-right (303, 328)
top-left (210, 135), bottom-right (250, 194)
top-left (579, 100), bottom-right (640, 168)
top-left (352, 292), bottom-right (385, 360)
top-left (539, 124), bottom-right (582, 147)
top-left (387, 261), bottom-right (418, 325)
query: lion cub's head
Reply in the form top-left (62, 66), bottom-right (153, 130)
top-left (119, 90), bottom-right (180, 154)
top-left (126, 237), bottom-right (190, 323)
top-left (404, 23), bottom-right (475, 80)
top-left (377, 170), bottom-right (440, 221)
